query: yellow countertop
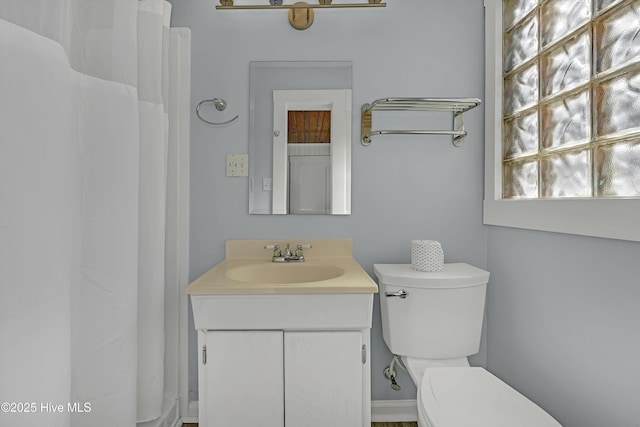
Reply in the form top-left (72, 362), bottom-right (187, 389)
top-left (186, 239), bottom-right (379, 295)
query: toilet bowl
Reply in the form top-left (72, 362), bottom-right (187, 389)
top-left (374, 263), bottom-right (562, 427)
top-left (417, 367), bottom-right (560, 427)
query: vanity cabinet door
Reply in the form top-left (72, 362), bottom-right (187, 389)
top-left (205, 331), bottom-right (284, 427)
top-left (284, 331), bottom-right (364, 427)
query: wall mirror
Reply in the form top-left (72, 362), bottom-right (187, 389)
top-left (249, 61), bottom-right (352, 215)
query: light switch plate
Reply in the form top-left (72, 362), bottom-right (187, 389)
top-left (226, 154), bottom-right (248, 177)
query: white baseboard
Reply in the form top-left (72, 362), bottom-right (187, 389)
top-left (179, 401), bottom-right (199, 423)
top-left (371, 399), bottom-right (418, 422)
top-left (185, 399), bottom-right (417, 424)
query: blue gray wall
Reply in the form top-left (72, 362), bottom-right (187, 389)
top-left (171, 2), bottom-right (640, 425)
top-left (486, 227), bottom-right (640, 427)
top-left (169, 0), bottom-right (487, 403)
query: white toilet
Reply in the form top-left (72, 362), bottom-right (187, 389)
top-left (374, 263), bottom-right (562, 427)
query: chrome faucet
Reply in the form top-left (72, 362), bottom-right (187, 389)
top-left (283, 243), bottom-right (293, 258)
top-left (266, 243), bottom-right (311, 263)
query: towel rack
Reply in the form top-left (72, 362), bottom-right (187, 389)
top-left (196, 97), bottom-right (239, 125)
top-left (360, 97), bottom-right (481, 146)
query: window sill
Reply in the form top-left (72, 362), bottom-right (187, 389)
top-left (483, 198), bottom-right (640, 242)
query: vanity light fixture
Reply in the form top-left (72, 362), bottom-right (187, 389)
top-left (216, 0), bottom-right (387, 30)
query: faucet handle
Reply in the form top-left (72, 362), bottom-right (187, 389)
top-left (265, 244), bottom-right (281, 257)
top-left (295, 244), bottom-right (312, 257)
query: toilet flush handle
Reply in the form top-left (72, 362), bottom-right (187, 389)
top-left (385, 290), bottom-right (408, 299)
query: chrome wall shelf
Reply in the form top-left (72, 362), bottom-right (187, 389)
top-left (360, 97), bottom-right (481, 146)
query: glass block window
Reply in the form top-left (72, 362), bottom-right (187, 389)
top-left (502, 0), bottom-right (640, 198)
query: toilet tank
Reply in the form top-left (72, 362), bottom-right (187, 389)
top-left (374, 263), bottom-right (489, 359)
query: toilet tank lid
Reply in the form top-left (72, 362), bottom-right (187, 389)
top-left (373, 263), bottom-right (489, 289)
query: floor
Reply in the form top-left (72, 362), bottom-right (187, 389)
top-left (183, 423), bottom-right (417, 427)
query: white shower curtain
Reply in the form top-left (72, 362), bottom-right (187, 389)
top-left (0, 0), bottom-right (185, 425)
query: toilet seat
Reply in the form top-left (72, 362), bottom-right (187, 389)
top-left (418, 367), bottom-right (561, 427)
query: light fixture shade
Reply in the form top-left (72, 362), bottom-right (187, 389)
top-left (215, 1), bottom-right (387, 30)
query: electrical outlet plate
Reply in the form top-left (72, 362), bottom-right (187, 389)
top-left (226, 154), bottom-right (248, 177)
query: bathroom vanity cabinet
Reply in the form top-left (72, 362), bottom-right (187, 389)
top-left (193, 292), bottom-right (374, 427)
top-left (199, 328), bottom-right (368, 427)
top-left (187, 239), bottom-right (378, 427)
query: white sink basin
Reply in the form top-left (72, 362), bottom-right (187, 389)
top-left (226, 262), bottom-right (344, 284)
